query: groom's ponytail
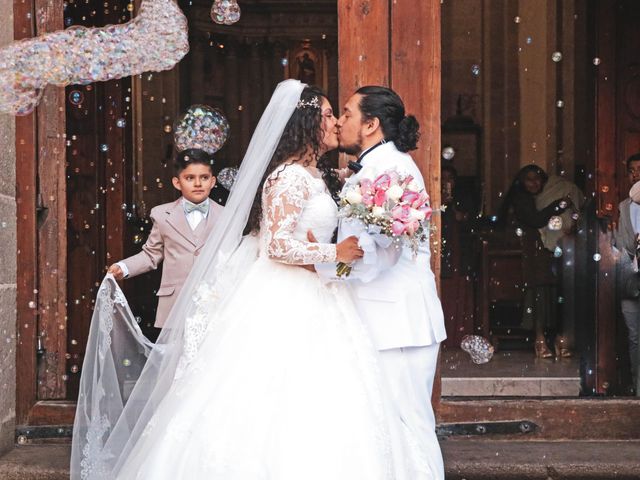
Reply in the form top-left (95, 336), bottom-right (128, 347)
top-left (395, 115), bottom-right (420, 153)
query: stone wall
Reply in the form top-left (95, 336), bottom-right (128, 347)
top-left (0, 0), bottom-right (17, 455)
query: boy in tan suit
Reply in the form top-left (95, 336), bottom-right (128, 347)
top-left (108, 149), bottom-right (223, 327)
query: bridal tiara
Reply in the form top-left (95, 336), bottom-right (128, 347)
top-left (296, 96), bottom-right (320, 110)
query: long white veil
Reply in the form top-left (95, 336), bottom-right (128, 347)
top-left (71, 79), bottom-right (305, 479)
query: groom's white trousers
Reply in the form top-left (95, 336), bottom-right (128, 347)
top-left (379, 343), bottom-right (444, 480)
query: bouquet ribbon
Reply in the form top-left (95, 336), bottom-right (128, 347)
top-left (339, 219), bottom-right (393, 280)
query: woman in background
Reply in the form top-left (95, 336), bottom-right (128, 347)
top-left (499, 165), bottom-right (578, 358)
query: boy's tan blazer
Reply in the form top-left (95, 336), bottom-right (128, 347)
top-left (121, 198), bottom-right (222, 327)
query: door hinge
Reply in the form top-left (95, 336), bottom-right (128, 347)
top-left (437, 420), bottom-right (538, 438)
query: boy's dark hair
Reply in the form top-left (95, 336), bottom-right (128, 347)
top-left (627, 153), bottom-right (640, 169)
top-left (173, 149), bottom-right (215, 176)
top-left (355, 85), bottom-right (420, 152)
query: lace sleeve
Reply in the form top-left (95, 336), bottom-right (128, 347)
top-left (262, 166), bottom-right (337, 265)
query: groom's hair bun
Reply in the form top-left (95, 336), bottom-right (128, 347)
top-left (356, 86), bottom-right (420, 153)
top-left (396, 115), bottom-right (420, 153)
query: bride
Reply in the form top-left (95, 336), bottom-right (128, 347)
top-left (71, 80), bottom-right (430, 479)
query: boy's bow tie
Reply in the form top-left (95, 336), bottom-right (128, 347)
top-left (184, 200), bottom-right (209, 215)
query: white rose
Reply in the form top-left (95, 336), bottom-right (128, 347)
top-left (359, 166), bottom-right (377, 181)
top-left (385, 184), bottom-right (404, 202)
top-left (409, 208), bottom-right (426, 221)
top-left (372, 206), bottom-right (386, 217)
top-left (407, 181), bottom-right (421, 192)
top-left (345, 189), bottom-right (363, 205)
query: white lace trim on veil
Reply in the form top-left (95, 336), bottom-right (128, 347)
top-left (71, 79), bottom-right (305, 479)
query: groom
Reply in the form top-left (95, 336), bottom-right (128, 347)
top-left (319, 86), bottom-right (446, 478)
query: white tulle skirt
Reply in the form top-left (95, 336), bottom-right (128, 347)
top-left (115, 256), bottom-right (428, 480)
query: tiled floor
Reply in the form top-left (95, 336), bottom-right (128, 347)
top-left (441, 348), bottom-right (581, 397)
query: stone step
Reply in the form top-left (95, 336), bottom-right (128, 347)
top-left (442, 376), bottom-right (581, 396)
top-left (441, 349), bottom-right (582, 397)
top-left (442, 439), bottom-right (640, 479)
top-left (0, 445), bottom-right (69, 480)
top-left (2, 440), bottom-right (639, 479)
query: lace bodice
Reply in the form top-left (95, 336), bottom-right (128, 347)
top-left (260, 163), bottom-right (338, 265)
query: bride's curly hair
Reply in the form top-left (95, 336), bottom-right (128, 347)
top-left (246, 85), bottom-right (341, 233)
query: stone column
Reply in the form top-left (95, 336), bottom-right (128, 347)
top-left (0, 0), bottom-right (17, 455)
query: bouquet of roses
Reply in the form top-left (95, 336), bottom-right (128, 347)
top-left (336, 167), bottom-right (433, 277)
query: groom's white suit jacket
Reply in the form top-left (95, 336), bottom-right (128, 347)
top-left (337, 141), bottom-right (446, 351)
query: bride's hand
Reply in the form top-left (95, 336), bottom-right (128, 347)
top-left (336, 236), bottom-right (364, 263)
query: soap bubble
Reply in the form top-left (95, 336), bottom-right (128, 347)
top-left (461, 335), bottom-right (494, 364)
top-left (174, 105), bottom-right (230, 155)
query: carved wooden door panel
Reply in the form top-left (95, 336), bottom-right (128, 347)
top-left (591, 0), bottom-right (640, 394)
top-left (16, 0), bottom-right (131, 426)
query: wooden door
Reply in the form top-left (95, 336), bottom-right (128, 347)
top-left (16, 0), bottom-right (132, 426)
top-left (611, 0), bottom-right (640, 393)
top-left (589, 0), bottom-right (640, 395)
top-left (15, 0), bottom-right (69, 426)
top-left (337, 0), bottom-right (441, 278)
top-left (337, 0), bottom-right (442, 401)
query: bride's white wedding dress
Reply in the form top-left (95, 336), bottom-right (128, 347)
top-left (115, 164), bottom-right (425, 479)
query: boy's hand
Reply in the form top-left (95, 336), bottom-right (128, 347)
top-left (107, 264), bottom-right (125, 281)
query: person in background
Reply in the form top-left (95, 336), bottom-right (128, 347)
top-left (499, 165), bottom-right (572, 358)
top-left (534, 167), bottom-right (585, 358)
top-left (614, 153), bottom-right (640, 395)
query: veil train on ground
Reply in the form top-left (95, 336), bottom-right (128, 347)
top-left (71, 79), bottom-right (305, 479)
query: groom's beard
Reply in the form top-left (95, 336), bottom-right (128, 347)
top-left (338, 132), bottom-right (363, 157)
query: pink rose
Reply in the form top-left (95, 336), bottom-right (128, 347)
top-left (373, 188), bottom-right (387, 207)
top-left (391, 204), bottom-right (411, 222)
top-left (413, 191), bottom-right (430, 209)
top-left (400, 175), bottom-right (414, 188)
top-left (362, 194), bottom-right (374, 207)
top-left (420, 205), bottom-right (433, 221)
top-left (359, 178), bottom-right (374, 196)
top-left (401, 190), bottom-right (420, 206)
top-left (391, 221), bottom-right (406, 236)
top-left (373, 173), bottom-right (391, 190)
top-left (405, 220), bottom-right (420, 235)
